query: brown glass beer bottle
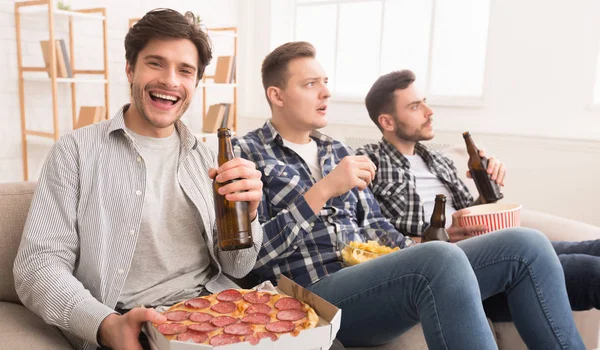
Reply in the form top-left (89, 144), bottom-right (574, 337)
top-left (421, 194), bottom-right (450, 243)
top-left (463, 132), bottom-right (504, 203)
top-left (214, 128), bottom-right (253, 251)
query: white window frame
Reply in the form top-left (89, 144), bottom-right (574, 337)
top-left (292, 0), bottom-right (492, 108)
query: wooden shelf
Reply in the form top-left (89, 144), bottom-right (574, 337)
top-left (15, 0), bottom-right (110, 180)
top-left (23, 75), bottom-right (108, 84)
top-left (17, 7), bottom-right (106, 20)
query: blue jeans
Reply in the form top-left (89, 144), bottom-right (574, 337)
top-left (307, 228), bottom-right (584, 349)
top-left (484, 239), bottom-right (600, 321)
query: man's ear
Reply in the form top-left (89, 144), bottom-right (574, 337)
top-left (378, 114), bottom-right (395, 131)
top-left (125, 62), bottom-right (134, 84)
top-left (266, 86), bottom-right (284, 108)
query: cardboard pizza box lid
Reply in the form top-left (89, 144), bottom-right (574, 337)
top-left (145, 276), bottom-right (341, 350)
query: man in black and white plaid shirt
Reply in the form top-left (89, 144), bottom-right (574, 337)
top-left (356, 69), bottom-right (600, 313)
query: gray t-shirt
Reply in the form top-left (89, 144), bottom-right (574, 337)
top-left (117, 127), bottom-right (212, 309)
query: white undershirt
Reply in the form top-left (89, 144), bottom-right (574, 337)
top-left (283, 138), bottom-right (322, 181)
top-left (405, 154), bottom-right (456, 228)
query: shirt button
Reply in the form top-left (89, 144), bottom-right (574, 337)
top-left (310, 222), bottom-right (315, 227)
top-left (117, 269), bottom-right (124, 274)
top-left (400, 196), bottom-right (406, 201)
top-left (129, 229), bottom-right (135, 236)
top-left (387, 191), bottom-right (392, 195)
top-left (283, 172), bottom-right (288, 176)
top-left (136, 156), bottom-right (142, 163)
top-left (135, 190), bottom-right (142, 196)
top-left (419, 221), bottom-right (424, 225)
top-left (293, 245), bottom-right (298, 250)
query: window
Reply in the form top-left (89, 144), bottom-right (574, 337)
top-left (294, 0), bottom-right (492, 104)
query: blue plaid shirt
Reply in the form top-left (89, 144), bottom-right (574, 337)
top-left (233, 121), bottom-right (412, 287)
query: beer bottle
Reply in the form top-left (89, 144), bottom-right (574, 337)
top-left (422, 194), bottom-right (450, 243)
top-left (214, 128), bottom-right (253, 251)
top-left (463, 132), bottom-right (504, 203)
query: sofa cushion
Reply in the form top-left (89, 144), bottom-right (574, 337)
top-left (0, 301), bottom-right (73, 349)
top-left (0, 182), bottom-right (36, 303)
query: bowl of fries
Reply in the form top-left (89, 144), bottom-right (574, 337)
top-left (337, 230), bottom-right (400, 266)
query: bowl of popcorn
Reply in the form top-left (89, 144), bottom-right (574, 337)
top-left (459, 203), bottom-right (522, 235)
top-left (337, 230), bottom-right (400, 266)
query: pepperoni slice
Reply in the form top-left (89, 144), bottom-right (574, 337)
top-left (243, 291), bottom-right (273, 304)
top-left (210, 334), bottom-right (241, 346)
top-left (211, 316), bottom-right (238, 327)
top-left (177, 331), bottom-right (208, 343)
top-left (224, 323), bottom-right (253, 336)
top-left (277, 309), bottom-right (307, 321)
top-left (157, 323), bottom-right (187, 335)
top-left (241, 312), bottom-right (270, 325)
top-left (244, 334), bottom-right (260, 345)
top-left (257, 331), bottom-right (278, 341)
top-left (185, 297), bottom-right (211, 310)
top-left (217, 289), bottom-right (243, 302)
top-left (265, 320), bottom-right (295, 333)
top-left (188, 323), bottom-right (218, 333)
top-left (164, 310), bottom-right (190, 322)
top-left (211, 301), bottom-right (236, 314)
top-left (190, 312), bottom-right (213, 323)
top-left (274, 297), bottom-right (303, 310)
top-left (210, 301), bottom-right (236, 314)
top-left (246, 303), bottom-right (271, 314)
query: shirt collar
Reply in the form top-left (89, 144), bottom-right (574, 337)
top-left (107, 104), bottom-right (198, 152)
top-left (259, 119), bottom-right (334, 147)
top-left (379, 138), bottom-right (434, 168)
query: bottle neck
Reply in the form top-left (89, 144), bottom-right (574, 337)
top-left (429, 200), bottom-right (446, 228)
top-left (217, 136), bottom-right (235, 166)
top-left (464, 134), bottom-right (480, 159)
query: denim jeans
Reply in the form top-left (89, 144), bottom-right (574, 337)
top-left (484, 239), bottom-right (600, 321)
top-left (307, 228), bottom-right (585, 350)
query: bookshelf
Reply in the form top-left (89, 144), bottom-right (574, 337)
top-left (15, 0), bottom-right (110, 180)
top-left (199, 27), bottom-right (238, 142)
top-left (128, 19), bottom-right (238, 142)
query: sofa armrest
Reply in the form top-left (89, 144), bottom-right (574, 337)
top-left (521, 209), bottom-right (600, 242)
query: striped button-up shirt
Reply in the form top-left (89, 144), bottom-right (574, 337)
top-left (232, 121), bottom-right (411, 288)
top-left (13, 105), bottom-right (262, 350)
top-left (356, 139), bottom-right (474, 236)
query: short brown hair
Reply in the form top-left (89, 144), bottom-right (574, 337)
top-left (125, 9), bottom-right (212, 80)
top-left (365, 70), bottom-right (416, 130)
top-left (261, 41), bottom-right (316, 106)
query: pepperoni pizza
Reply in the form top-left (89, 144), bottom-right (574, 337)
top-left (152, 289), bottom-right (319, 346)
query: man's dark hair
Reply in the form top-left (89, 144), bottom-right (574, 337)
top-left (125, 9), bottom-right (212, 80)
top-left (261, 41), bottom-right (316, 106)
top-left (365, 70), bottom-right (416, 130)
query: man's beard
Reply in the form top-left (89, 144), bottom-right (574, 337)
top-left (393, 114), bottom-right (434, 143)
top-left (131, 82), bottom-right (190, 129)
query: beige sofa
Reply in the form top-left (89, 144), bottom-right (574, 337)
top-left (1, 181), bottom-right (599, 349)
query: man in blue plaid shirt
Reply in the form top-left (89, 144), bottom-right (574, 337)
top-left (232, 42), bottom-right (584, 349)
top-left (355, 69), bottom-right (599, 316)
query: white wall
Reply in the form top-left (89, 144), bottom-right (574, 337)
top-left (0, 0), bottom-right (239, 182)
top-left (235, 0), bottom-right (600, 227)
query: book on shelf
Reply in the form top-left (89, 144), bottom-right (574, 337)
top-left (202, 104), bottom-right (227, 133)
top-left (40, 39), bottom-right (72, 78)
top-left (220, 103), bottom-right (234, 130)
top-left (213, 55), bottom-right (235, 84)
top-left (75, 106), bottom-right (105, 129)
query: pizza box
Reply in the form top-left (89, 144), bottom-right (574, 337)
top-left (145, 275), bottom-right (342, 350)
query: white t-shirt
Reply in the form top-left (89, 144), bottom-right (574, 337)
top-left (118, 127), bottom-right (212, 309)
top-left (283, 138), bottom-right (323, 181)
top-left (405, 154), bottom-right (456, 228)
